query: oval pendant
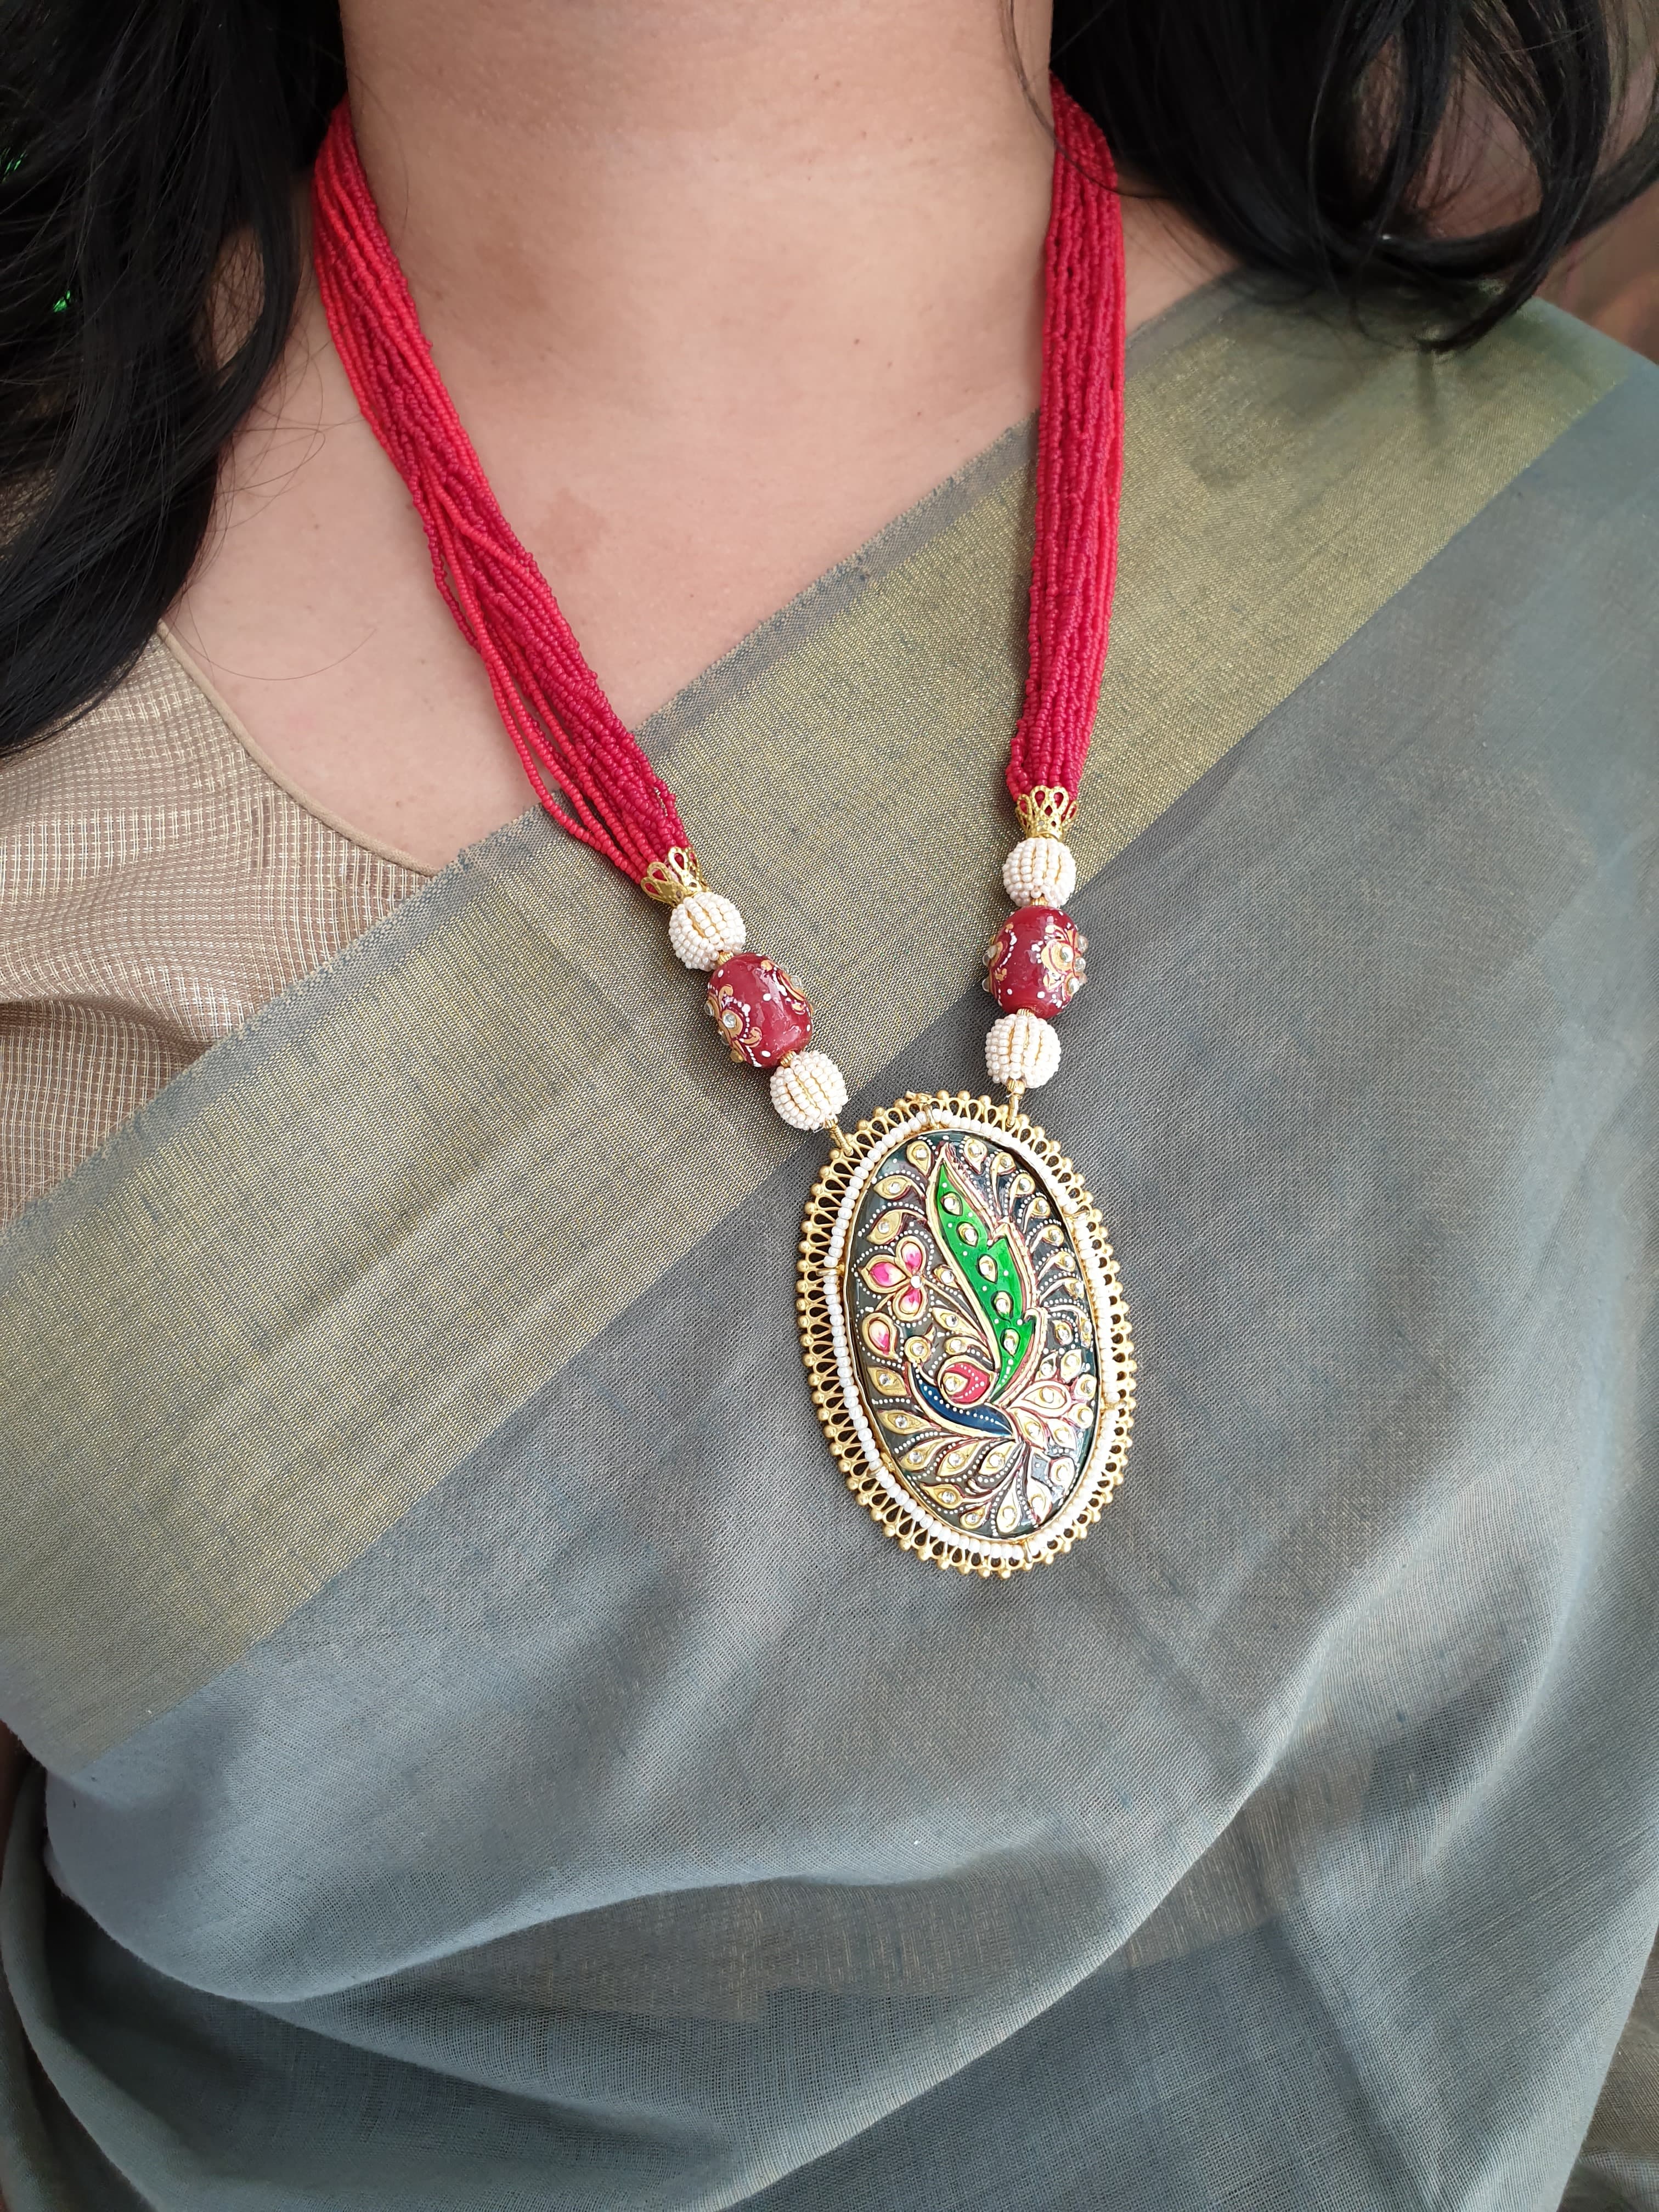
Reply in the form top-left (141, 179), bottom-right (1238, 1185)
top-left (799, 1091), bottom-right (1135, 1574)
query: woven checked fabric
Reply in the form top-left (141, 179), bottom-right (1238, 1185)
top-left (0, 633), bottom-right (426, 1224)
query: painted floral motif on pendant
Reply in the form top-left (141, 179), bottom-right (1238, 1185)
top-left (842, 1127), bottom-right (1108, 1543)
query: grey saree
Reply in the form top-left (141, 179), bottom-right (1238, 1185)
top-left (1, 281), bottom-right (1656, 2209)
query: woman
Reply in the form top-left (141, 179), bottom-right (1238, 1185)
top-left (1, 1), bottom-right (1655, 2204)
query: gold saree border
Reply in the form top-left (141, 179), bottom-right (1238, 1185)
top-left (0, 295), bottom-right (1631, 1770)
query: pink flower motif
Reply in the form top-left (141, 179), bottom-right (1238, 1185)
top-left (862, 1314), bottom-right (896, 1356)
top-left (939, 1358), bottom-right (994, 1407)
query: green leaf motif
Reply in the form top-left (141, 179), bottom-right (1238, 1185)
top-left (929, 1153), bottom-right (1034, 1398)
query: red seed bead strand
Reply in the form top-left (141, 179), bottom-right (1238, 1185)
top-left (1007, 85), bottom-right (1127, 828)
top-left (311, 109), bottom-right (692, 889)
top-left (310, 88), bottom-right (1125, 895)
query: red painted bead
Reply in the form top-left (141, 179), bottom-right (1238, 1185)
top-left (984, 904), bottom-right (1087, 1015)
top-left (706, 953), bottom-right (814, 1068)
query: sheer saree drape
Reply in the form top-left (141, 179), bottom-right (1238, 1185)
top-left (1, 286), bottom-right (1655, 2209)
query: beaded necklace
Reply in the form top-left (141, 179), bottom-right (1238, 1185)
top-left (311, 84), bottom-right (1135, 1575)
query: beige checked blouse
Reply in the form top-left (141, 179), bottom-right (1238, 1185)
top-left (0, 629), bottom-right (427, 1225)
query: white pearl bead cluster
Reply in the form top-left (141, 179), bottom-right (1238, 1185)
top-left (665, 827), bottom-right (1077, 1128)
top-left (986, 834), bottom-right (1076, 1094)
top-left (986, 1008), bottom-right (1062, 1089)
top-left (770, 1051), bottom-right (849, 1131)
top-left (667, 889), bottom-right (746, 970)
top-left (1001, 834), bottom-right (1076, 909)
top-left (668, 888), bottom-right (848, 1132)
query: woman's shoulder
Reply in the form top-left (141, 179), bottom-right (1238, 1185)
top-left (1408, 294), bottom-right (1659, 534)
top-left (1177, 279), bottom-right (1659, 506)
top-left (0, 633), bottom-right (424, 1224)
top-left (1137, 281), bottom-right (1657, 776)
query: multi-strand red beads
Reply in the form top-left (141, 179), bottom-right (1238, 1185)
top-left (310, 86), bottom-right (1125, 1128)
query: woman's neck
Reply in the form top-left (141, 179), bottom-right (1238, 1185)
top-left (174, 2), bottom-right (1227, 872)
top-left (340, 0), bottom-right (1061, 437)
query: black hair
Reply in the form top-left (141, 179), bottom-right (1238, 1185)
top-left (1054, 0), bottom-right (1659, 338)
top-left (1, 0), bottom-right (1656, 757)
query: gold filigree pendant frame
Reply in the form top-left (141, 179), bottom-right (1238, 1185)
top-left (799, 1091), bottom-right (1135, 1575)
